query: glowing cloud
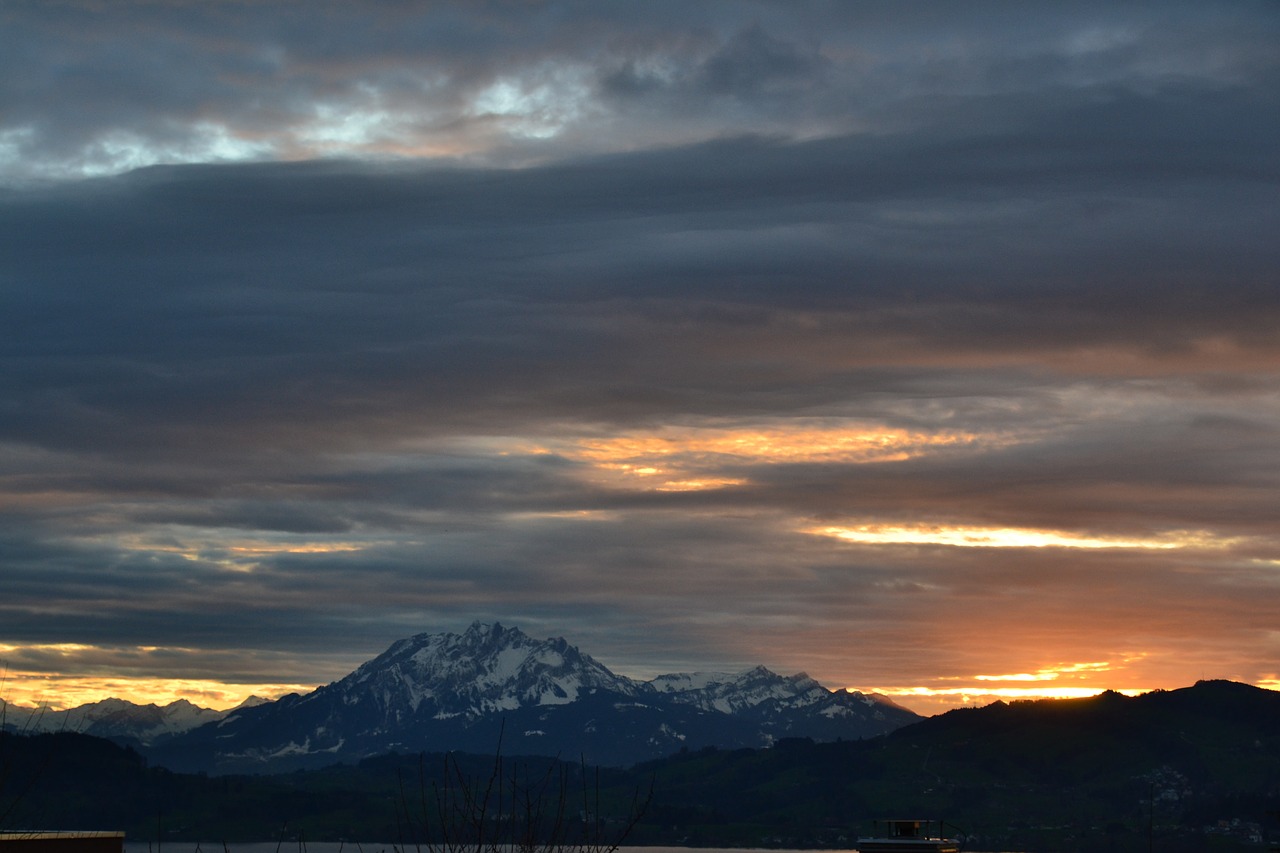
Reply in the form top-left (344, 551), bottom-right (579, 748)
top-left (470, 65), bottom-right (595, 139)
top-left (542, 421), bottom-right (988, 491)
top-left (72, 528), bottom-right (374, 574)
top-left (654, 478), bottom-right (748, 492)
top-left (974, 662), bottom-right (1114, 682)
top-left (573, 423), bottom-right (979, 464)
top-left (850, 657), bottom-right (1164, 714)
top-left (0, 674), bottom-right (313, 712)
top-left (809, 524), bottom-right (1214, 550)
top-left (873, 685), bottom-right (1129, 701)
top-left (0, 643), bottom-right (317, 711)
top-left (867, 684), bottom-right (1148, 716)
top-left (228, 542), bottom-right (366, 555)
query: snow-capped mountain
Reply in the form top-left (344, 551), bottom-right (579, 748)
top-left (341, 621), bottom-right (643, 720)
top-left (649, 664), bottom-right (911, 741)
top-left (0, 695), bottom-right (265, 746)
top-left (143, 622), bottom-right (921, 773)
top-left (651, 665), bottom-right (833, 714)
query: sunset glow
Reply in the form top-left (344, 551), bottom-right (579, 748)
top-left (545, 423), bottom-right (990, 491)
top-left (227, 543), bottom-right (367, 555)
top-left (867, 684), bottom-right (1150, 716)
top-left (809, 524), bottom-right (1212, 550)
top-left (571, 423), bottom-right (983, 466)
top-left (0, 642), bottom-right (318, 711)
top-left (855, 659), bottom-right (1157, 714)
top-left (0, 673), bottom-right (312, 713)
top-left (973, 662), bottom-right (1112, 682)
top-left (2, 1), bottom-right (1277, 721)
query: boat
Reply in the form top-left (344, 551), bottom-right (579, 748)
top-left (0, 832), bottom-right (125, 853)
top-left (856, 819), bottom-right (960, 853)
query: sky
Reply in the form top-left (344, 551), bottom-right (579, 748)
top-left (1, 1), bottom-right (1278, 718)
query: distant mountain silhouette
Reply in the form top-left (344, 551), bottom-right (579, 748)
top-left (0, 695), bottom-right (266, 747)
top-left (149, 621), bottom-right (919, 772)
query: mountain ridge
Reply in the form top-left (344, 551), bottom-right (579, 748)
top-left (142, 621), bottom-right (919, 772)
top-left (0, 694), bottom-right (268, 747)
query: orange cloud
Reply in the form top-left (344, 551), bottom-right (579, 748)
top-left (0, 672), bottom-right (312, 712)
top-left (808, 523), bottom-right (1223, 550)
top-left (865, 685), bottom-right (1150, 716)
top-left (534, 421), bottom-right (991, 491)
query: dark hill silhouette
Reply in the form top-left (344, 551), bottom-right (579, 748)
top-left (629, 680), bottom-right (1280, 849)
top-left (3, 680), bottom-right (1278, 852)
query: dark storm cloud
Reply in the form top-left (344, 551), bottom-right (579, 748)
top-left (3, 1), bottom-right (1277, 177)
top-left (4, 109), bottom-right (1277, 457)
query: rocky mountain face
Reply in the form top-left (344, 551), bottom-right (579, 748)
top-left (150, 621), bottom-right (920, 773)
top-left (341, 621), bottom-right (644, 718)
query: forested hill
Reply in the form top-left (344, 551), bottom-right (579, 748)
top-left (631, 680), bottom-right (1280, 849)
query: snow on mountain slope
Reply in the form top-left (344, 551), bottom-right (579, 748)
top-left (55, 622), bottom-right (922, 773)
top-left (648, 672), bottom-right (734, 692)
top-left (650, 665), bottom-right (831, 714)
top-left (335, 621), bottom-right (643, 720)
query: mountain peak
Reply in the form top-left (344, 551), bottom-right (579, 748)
top-left (649, 665), bottom-right (832, 715)
top-left (462, 620), bottom-right (516, 643)
top-left (339, 622), bottom-right (641, 721)
top-left (470, 619), bottom-right (518, 634)
top-left (148, 622), bottom-right (923, 772)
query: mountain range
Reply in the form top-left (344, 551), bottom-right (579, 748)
top-left (6, 622), bottom-right (920, 773)
top-left (0, 695), bottom-right (267, 748)
top-left (3, 677), bottom-right (1277, 851)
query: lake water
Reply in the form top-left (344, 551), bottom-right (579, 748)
top-left (121, 846), bottom-right (782, 852)
top-left (124, 840), bottom-right (1013, 845)
top-left (125, 846), bottom-right (1013, 853)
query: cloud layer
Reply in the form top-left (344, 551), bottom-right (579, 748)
top-left (2, 1), bottom-right (1278, 713)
